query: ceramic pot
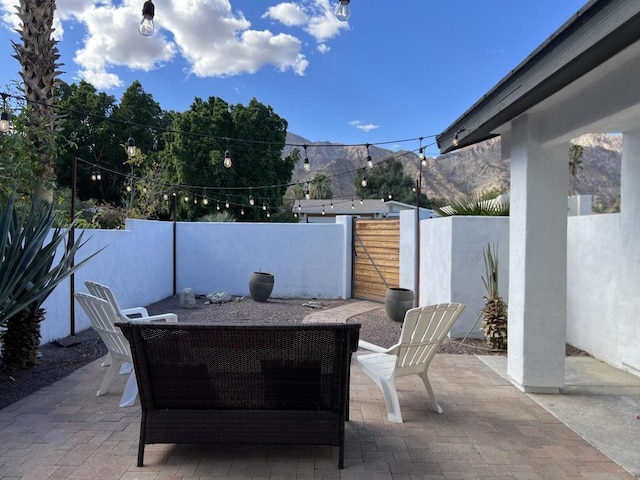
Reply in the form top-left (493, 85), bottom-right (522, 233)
top-left (384, 287), bottom-right (414, 322)
top-left (249, 272), bottom-right (274, 302)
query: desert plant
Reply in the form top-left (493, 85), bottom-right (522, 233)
top-left (436, 190), bottom-right (509, 216)
top-left (480, 243), bottom-right (508, 350)
top-left (0, 195), bottom-right (99, 370)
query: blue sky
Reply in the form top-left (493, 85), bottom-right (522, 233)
top-left (0, 0), bottom-right (587, 154)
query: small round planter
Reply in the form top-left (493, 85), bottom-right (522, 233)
top-left (385, 287), bottom-right (414, 323)
top-left (249, 272), bottom-right (274, 302)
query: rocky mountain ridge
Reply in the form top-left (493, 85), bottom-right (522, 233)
top-left (285, 132), bottom-right (622, 211)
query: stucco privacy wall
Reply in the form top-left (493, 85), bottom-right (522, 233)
top-left (37, 217), bottom-right (352, 345)
top-left (41, 219), bottom-right (174, 344)
top-left (566, 213), bottom-right (621, 367)
top-left (175, 219), bottom-right (351, 298)
top-left (416, 216), bottom-right (509, 338)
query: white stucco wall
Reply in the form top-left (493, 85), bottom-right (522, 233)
top-left (38, 218), bottom-right (351, 345)
top-left (176, 221), bottom-right (349, 298)
top-left (420, 216), bottom-right (509, 338)
top-left (566, 213), bottom-right (621, 366)
top-left (41, 219), bottom-right (174, 343)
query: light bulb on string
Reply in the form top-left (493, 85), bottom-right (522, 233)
top-left (351, 199), bottom-right (355, 210)
top-left (216, 202), bottom-right (221, 211)
top-left (249, 194), bottom-right (254, 206)
top-left (241, 208), bottom-right (245, 216)
top-left (452, 128), bottom-right (465, 147)
top-left (163, 192), bottom-right (169, 201)
top-left (225, 199), bottom-right (230, 209)
top-left (322, 206), bottom-right (326, 216)
top-left (139, 0), bottom-right (155, 36)
top-left (361, 175), bottom-right (367, 188)
top-left (184, 194), bottom-right (189, 202)
top-left (224, 149), bottom-right (232, 168)
top-left (262, 202), bottom-right (267, 211)
top-left (203, 195), bottom-right (209, 206)
top-left (127, 136), bottom-right (136, 157)
top-left (330, 200), bottom-right (334, 209)
top-left (366, 144), bottom-right (373, 168)
top-left (266, 210), bottom-right (271, 218)
top-left (96, 170), bottom-right (102, 181)
top-left (335, 0), bottom-right (350, 21)
top-left (303, 145), bottom-right (310, 171)
top-left (0, 94), bottom-right (9, 133)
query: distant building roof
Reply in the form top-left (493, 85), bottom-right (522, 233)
top-left (293, 198), bottom-right (389, 216)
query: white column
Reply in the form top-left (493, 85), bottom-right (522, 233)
top-left (507, 114), bottom-right (567, 393)
top-left (618, 131), bottom-right (640, 370)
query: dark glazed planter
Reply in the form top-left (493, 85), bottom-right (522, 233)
top-left (249, 272), bottom-right (274, 302)
top-left (385, 287), bottom-right (414, 323)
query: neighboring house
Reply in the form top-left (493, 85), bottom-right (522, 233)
top-left (292, 199), bottom-right (435, 223)
top-left (436, 0), bottom-right (640, 392)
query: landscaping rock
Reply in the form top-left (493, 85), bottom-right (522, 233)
top-left (180, 288), bottom-right (197, 308)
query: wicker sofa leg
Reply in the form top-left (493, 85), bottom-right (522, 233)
top-left (137, 414), bottom-right (146, 467)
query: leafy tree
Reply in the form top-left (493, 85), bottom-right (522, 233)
top-left (568, 143), bottom-right (584, 196)
top-left (353, 159), bottom-right (415, 204)
top-left (161, 97), bottom-right (294, 221)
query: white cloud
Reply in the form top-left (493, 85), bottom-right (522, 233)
top-left (0, 0), bottom-right (347, 89)
top-left (263, 2), bottom-right (307, 27)
top-left (350, 120), bottom-right (380, 133)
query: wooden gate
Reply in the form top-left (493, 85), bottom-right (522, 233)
top-left (352, 218), bottom-right (400, 301)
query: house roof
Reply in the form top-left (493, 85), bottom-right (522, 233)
top-left (436, 0), bottom-right (640, 153)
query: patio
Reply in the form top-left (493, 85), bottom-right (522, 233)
top-left (0, 302), bottom-right (639, 479)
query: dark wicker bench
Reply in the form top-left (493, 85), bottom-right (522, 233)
top-left (117, 321), bottom-right (361, 469)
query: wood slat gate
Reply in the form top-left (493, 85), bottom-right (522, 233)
top-left (352, 218), bottom-right (400, 301)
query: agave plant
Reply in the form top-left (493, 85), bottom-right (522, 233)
top-left (0, 195), bottom-right (98, 370)
top-left (480, 243), bottom-right (508, 351)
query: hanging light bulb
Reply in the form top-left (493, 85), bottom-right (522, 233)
top-left (225, 199), bottom-right (230, 209)
top-left (96, 170), bottom-right (102, 181)
top-left (91, 170), bottom-right (97, 181)
top-left (216, 201), bottom-right (221, 211)
top-left (193, 197), bottom-right (198, 204)
top-left (203, 195), bottom-right (209, 206)
top-left (351, 199), bottom-right (355, 210)
top-left (224, 149), bottom-right (232, 168)
top-left (335, 0), bottom-right (350, 21)
top-left (322, 206), bottom-right (326, 216)
top-left (249, 194), bottom-right (255, 206)
top-left (184, 194), bottom-right (189, 202)
top-left (139, 0), bottom-right (155, 37)
top-left (452, 128), bottom-right (465, 147)
top-left (303, 145), bottom-right (310, 171)
top-left (388, 192), bottom-right (393, 199)
top-left (241, 208), bottom-right (245, 216)
top-left (330, 200), bottom-right (334, 209)
top-left (262, 202), bottom-right (267, 211)
top-left (0, 94), bottom-right (9, 133)
top-left (366, 144), bottom-right (373, 168)
top-left (163, 192), bottom-right (169, 201)
top-left (127, 136), bottom-right (136, 157)
top-left (266, 210), bottom-right (271, 218)
top-left (126, 184), bottom-right (132, 193)
top-left (361, 175), bottom-right (367, 188)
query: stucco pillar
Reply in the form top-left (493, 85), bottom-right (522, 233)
top-left (506, 114), bottom-right (567, 393)
top-left (618, 131), bottom-right (640, 372)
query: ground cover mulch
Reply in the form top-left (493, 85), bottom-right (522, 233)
top-left (0, 295), bottom-right (586, 410)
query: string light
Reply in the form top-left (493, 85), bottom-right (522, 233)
top-left (361, 175), bottom-right (367, 188)
top-left (419, 137), bottom-right (427, 168)
top-left (127, 136), bottom-right (136, 157)
top-left (335, 0), bottom-right (351, 21)
top-left (224, 148), bottom-right (232, 168)
top-left (366, 144), bottom-right (373, 168)
top-left (249, 194), bottom-right (255, 206)
top-left (452, 128), bottom-right (465, 147)
top-left (0, 93), bottom-right (9, 133)
top-left (225, 199), bottom-right (230, 208)
top-left (303, 144), bottom-right (310, 171)
top-left (139, 0), bottom-right (155, 37)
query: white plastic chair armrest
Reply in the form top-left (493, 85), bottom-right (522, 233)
top-left (357, 340), bottom-right (397, 354)
top-left (121, 307), bottom-right (150, 318)
top-left (131, 312), bottom-right (178, 323)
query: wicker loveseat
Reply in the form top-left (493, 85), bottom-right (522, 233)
top-left (117, 321), bottom-right (361, 469)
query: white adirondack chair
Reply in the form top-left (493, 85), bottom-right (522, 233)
top-left (84, 280), bottom-right (177, 323)
top-left (74, 292), bottom-right (140, 407)
top-left (84, 281), bottom-right (177, 373)
top-left (352, 303), bottom-right (465, 423)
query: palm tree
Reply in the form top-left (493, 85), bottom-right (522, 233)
top-left (308, 172), bottom-right (333, 199)
top-left (12, 0), bottom-right (62, 202)
top-left (480, 243), bottom-right (507, 351)
top-left (568, 144), bottom-right (584, 196)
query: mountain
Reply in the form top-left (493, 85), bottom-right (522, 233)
top-left (285, 132), bottom-right (621, 211)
